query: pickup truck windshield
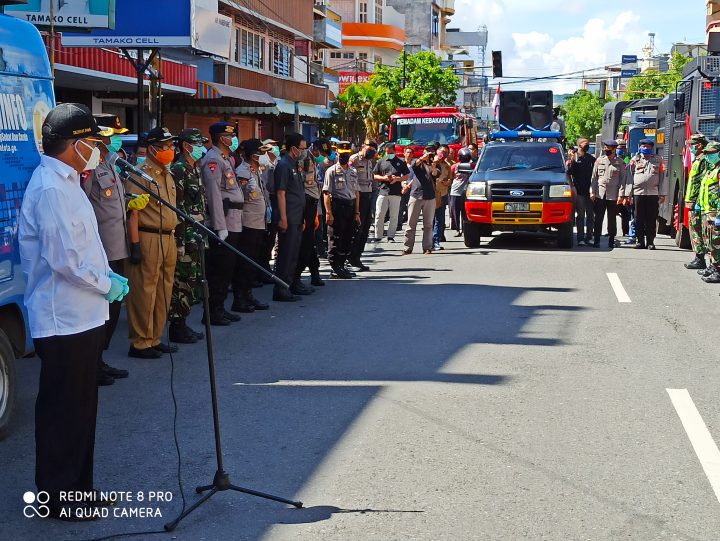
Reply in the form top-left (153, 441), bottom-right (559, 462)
top-left (479, 145), bottom-right (565, 172)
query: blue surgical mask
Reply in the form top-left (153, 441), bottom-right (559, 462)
top-left (108, 135), bottom-right (123, 153)
top-left (229, 136), bottom-right (239, 152)
top-left (639, 147), bottom-right (652, 155)
top-left (190, 145), bottom-right (204, 161)
top-left (135, 156), bottom-right (146, 166)
top-left (329, 151), bottom-right (337, 161)
top-left (617, 149), bottom-right (625, 158)
top-left (273, 145), bottom-right (280, 157)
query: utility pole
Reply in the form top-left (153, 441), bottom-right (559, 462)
top-left (402, 43), bottom-right (407, 89)
top-left (354, 58), bottom-right (358, 83)
top-left (49, 0), bottom-right (55, 76)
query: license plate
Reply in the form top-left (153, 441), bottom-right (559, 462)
top-left (505, 202), bottom-right (529, 212)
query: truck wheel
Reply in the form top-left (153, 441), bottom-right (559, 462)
top-left (0, 330), bottom-right (16, 441)
top-left (675, 223), bottom-right (691, 249)
top-left (557, 221), bottom-right (574, 249)
top-left (463, 220), bottom-right (482, 248)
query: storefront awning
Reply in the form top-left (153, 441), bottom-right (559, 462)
top-left (164, 81), bottom-right (279, 115)
top-left (275, 98), bottom-right (333, 119)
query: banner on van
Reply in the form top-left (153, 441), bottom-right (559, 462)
top-left (5, 0), bottom-right (115, 30)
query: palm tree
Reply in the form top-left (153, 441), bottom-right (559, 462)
top-left (339, 82), bottom-right (393, 140)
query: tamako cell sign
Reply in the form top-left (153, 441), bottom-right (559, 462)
top-left (5, 0), bottom-right (115, 30)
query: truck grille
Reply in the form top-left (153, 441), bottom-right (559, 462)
top-left (492, 211), bottom-right (542, 223)
top-left (490, 184), bottom-right (544, 202)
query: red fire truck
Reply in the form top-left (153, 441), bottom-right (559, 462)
top-left (386, 106), bottom-right (477, 157)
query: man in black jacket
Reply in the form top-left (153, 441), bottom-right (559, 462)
top-left (567, 138), bottom-right (596, 246)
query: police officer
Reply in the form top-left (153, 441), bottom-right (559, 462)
top-left (624, 138), bottom-right (666, 249)
top-left (348, 138), bottom-right (378, 272)
top-left (83, 121), bottom-right (142, 383)
top-left (125, 127), bottom-right (179, 358)
top-left (590, 139), bottom-right (626, 249)
top-left (684, 134), bottom-right (709, 269)
top-left (168, 128), bottom-right (208, 343)
top-left (324, 143), bottom-right (360, 278)
top-left (202, 123), bottom-right (244, 324)
top-left (273, 133), bottom-right (309, 300)
top-left (233, 138), bottom-right (271, 312)
top-left (697, 142), bottom-right (720, 282)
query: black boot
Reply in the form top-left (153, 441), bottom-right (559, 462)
top-left (273, 287), bottom-right (300, 302)
top-left (699, 266), bottom-right (715, 277)
top-left (685, 255), bottom-right (707, 269)
top-left (202, 308), bottom-right (231, 326)
top-left (310, 271), bottom-right (325, 286)
top-left (608, 237), bottom-right (615, 250)
top-left (231, 292), bottom-right (256, 313)
top-left (290, 279), bottom-right (315, 295)
top-left (247, 290), bottom-right (269, 310)
top-left (101, 361), bottom-right (128, 379)
top-left (702, 267), bottom-right (720, 283)
top-left (169, 320), bottom-right (198, 343)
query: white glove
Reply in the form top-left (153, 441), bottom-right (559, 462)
top-left (218, 229), bottom-right (229, 241)
top-left (177, 245), bottom-right (185, 257)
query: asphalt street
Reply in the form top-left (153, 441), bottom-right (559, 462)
top-left (1, 225), bottom-right (720, 541)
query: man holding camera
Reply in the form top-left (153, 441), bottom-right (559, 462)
top-left (403, 144), bottom-right (440, 255)
top-left (566, 138), bottom-right (595, 246)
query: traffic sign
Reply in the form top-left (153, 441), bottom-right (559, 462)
top-left (622, 55), bottom-right (638, 64)
top-left (621, 69), bottom-right (639, 78)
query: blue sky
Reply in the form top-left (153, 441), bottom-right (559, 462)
top-left (452, 0), bottom-right (707, 93)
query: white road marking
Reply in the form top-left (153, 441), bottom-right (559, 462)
top-left (667, 388), bottom-right (720, 503)
top-left (606, 272), bottom-right (631, 303)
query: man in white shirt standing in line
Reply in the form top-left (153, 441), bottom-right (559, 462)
top-left (19, 103), bottom-right (129, 520)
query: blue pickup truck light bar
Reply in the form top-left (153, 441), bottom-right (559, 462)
top-left (490, 130), bottom-right (563, 140)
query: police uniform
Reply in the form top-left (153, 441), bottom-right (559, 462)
top-left (348, 141), bottom-right (377, 268)
top-left (168, 128), bottom-right (208, 343)
top-left (624, 139), bottom-right (666, 248)
top-left (323, 157), bottom-right (359, 277)
top-left (83, 121), bottom-right (131, 383)
top-left (684, 134), bottom-right (709, 268)
top-left (202, 122), bottom-right (244, 324)
top-left (698, 142), bottom-right (720, 281)
top-left (124, 127), bottom-right (178, 356)
top-left (590, 139), bottom-right (626, 247)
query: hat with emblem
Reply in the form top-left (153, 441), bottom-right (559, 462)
top-left (602, 139), bottom-right (618, 147)
top-left (313, 138), bottom-right (332, 154)
top-left (616, 139), bottom-right (626, 147)
top-left (363, 138), bottom-right (378, 148)
top-left (93, 114), bottom-right (129, 135)
top-left (145, 126), bottom-right (174, 145)
top-left (242, 138), bottom-right (273, 156)
top-left (689, 133), bottom-right (708, 145)
top-left (42, 103), bottom-right (101, 140)
top-left (209, 122), bottom-right (236, 136)
top-left (639, 138), bottom-right (655, 146)
top-left (178, 128), bottom-right (209, 145)
top-left (704, 141), bottom-right (720, 154)
top-left (336, 141), bottom-right (353, 154)
top-left (262, 138), bottom-right (278, 146)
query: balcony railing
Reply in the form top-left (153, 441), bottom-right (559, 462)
top-left (227, 65), bottom-right (327, 105)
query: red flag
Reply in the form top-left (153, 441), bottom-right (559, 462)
top-left (492, 84), bottom-right (500, 118)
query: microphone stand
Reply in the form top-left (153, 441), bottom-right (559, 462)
top-left (117, 163), bottom-right (303, 534)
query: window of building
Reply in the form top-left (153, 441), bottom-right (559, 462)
top-left (233, 28), bottom-right (241, 63)
top-left (342, 52), bottom-right (355, 59)
top-left (375, 0), bottom-right (382, 24)
top-left (375, 55), bottom-right (382, 67)
top-left (330, 51), bottom-right (342, 59)
top-left (432, 12), bottom-right (440, 37)
top-left (241, 29), bottom-right (265, 70)
top-left (271, 41), bottom-right (292, 77)
top-left (358, 52), bottom-right (368, 71)
top-left (359, 2), bottom-right (368, 23)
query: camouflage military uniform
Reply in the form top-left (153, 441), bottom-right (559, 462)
top-left (169, 155), bottom-right (206, 323)
top-left (685, 155), bottom-right (708, 255)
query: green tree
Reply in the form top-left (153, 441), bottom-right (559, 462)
top-left (370, 51), bottom-right (460, 107)
top-left (337, 82), bottom-right (394, 140)
top-left (622, 52), bottom-right (692, 100)
top-left (562, 89), bottom-right (606, 144)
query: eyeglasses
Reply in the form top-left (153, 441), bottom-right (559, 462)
top-left (154, 143), bottom-right (175, 151)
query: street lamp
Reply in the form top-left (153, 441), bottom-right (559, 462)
top-left (402, 42), bottom-right (407, 89)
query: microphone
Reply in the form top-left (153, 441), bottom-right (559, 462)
top-left (108, 153), bottom-right (159, 187)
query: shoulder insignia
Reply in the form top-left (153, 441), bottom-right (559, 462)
top-left (207, 162), bottom-right (217, 173)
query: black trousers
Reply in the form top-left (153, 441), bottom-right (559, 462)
top-left (635, 195), bottom-right (659, 245)
top-left (618, 205), bottom-right (631, 236)
top-left (328, 199), bottom-right (356, 269)
top-left (399, 192), bottom-right (410, 226)
top-left (350, 191), bottom-right (372, 263)
top-left (274, 223), bottom-right (303, 292)
top-left (594, 198), bottom-right (618, 242)
top-left (234, 227), bottom-right (266, 292)
top-left (295, 195), bottom-right (320, 279)
top-left (206, 231), bottom-right (241, 313)
top-left (35, 326), bottom-right (105, 508)
top-left (103, 259), bottom-right (126, 351)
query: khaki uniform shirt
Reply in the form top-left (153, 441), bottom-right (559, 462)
top-left (236, 161), bottom-right (268, 231)
top-left (323, 162), bottom-right (359, 201)
top-left (125, 156), bottom-right (178, 232)
top-left (83, 155), bottom-right (129, 261)
top-left (625, 154), bottom-right (667, 196)
top-left (202, 146), bottom-right (244, 232)
top-left (591, 155), bottom-right (626, 200)
top-left (350, 153), bottom-right (376, 193)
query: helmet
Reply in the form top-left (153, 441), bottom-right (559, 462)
top-left (457, 147), bottom-right (472, 163)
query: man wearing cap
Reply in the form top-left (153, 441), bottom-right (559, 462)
top-left (167, 129), bottom-right (209, 343)
top-left (294, 139), bottom-right (329, 288)
top-left (124, 127), bottom-right (179, 358)
top-left (684, 134), bottom-right (710, 269)
top-left (697, 142), bottom-right (720, 282)
top-left (324, 142), bottom-right (360, 278)
top-left (372, 143), bottom-right (410, 242)
top-left (566, 137), bottom-right (596, 246)
top-left (404, 144), bottom-right (440, 255)
top-left (19, 103), bottom-right (130, 519)
top-left (623, 139), bottom-right (666, 249)
top-left (615, 139), bottom-right (634, 242)
top-left (233, 139), bottom-right (272, 311)
top-left (313, 139), bottom-right (335, 259)
top-left (590, 139), bottom-right (626, 249)
top-left (348, 139), bottom-right (378, 272)
top-left (273, 133), bottom-right (309, 300)
top-left (202, 123), bottom-right (244, 324)
top-left (83, 120), bottom-right (142, 384)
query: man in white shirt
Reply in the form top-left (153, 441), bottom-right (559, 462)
top-left (19, 103), bottom-right (129, 521)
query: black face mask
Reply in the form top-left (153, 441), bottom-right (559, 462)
top-left (339, 154), bottom-right (350, 165)
top-left (365, 149), bottom-right (376, 160)
top-left (580, 144), bottom-right (589, 152)
top-left (604, 149), bottom-right (614, 157)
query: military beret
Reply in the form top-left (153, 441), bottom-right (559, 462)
top-left (639, 138), bottom-right (655, 146)
top-left (209, 122), bottom-right (236, 136)
top-left (602, 139), bottom-right (618, 147)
